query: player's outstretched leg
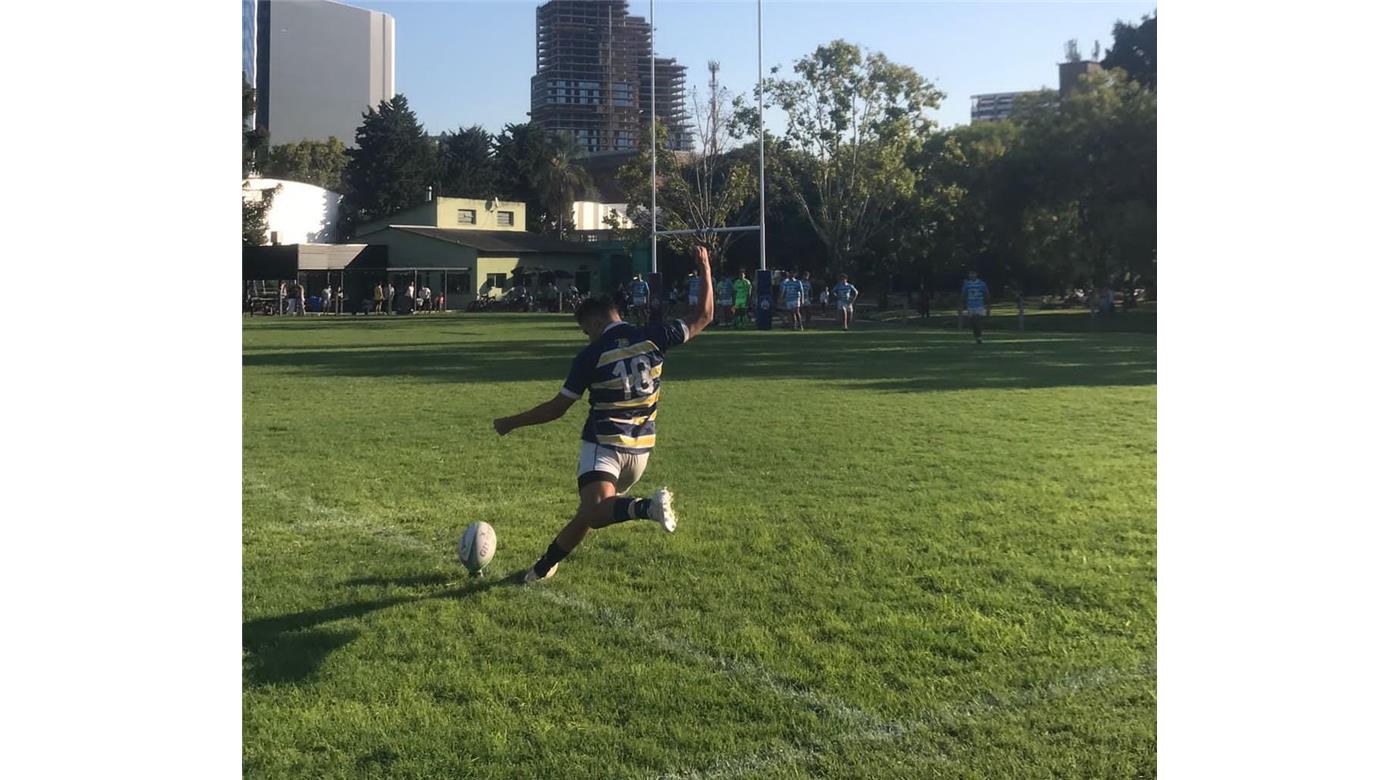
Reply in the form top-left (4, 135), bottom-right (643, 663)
top-left (524, 485), bottom-right (676, 583)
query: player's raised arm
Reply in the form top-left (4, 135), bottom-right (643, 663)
top-left (683, 245), bottom-right (714, 338)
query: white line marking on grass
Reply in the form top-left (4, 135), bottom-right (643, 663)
top-left (659, 663), bottom-right (1157, 780)
top-left (245, 476), bottom-right (440, 555)
top-left (531, 589), bottom-right (881, 731)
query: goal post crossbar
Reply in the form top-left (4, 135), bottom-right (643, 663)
top-left (654, 225), bottom-right (761, 237)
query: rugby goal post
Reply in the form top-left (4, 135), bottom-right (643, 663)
top-left (648, 0), bottom-right (773, 329)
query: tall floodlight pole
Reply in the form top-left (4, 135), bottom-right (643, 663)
top-left (758, 0), bottom-right (766, 271)
top-left (650, 0), bottom-right (658, 274)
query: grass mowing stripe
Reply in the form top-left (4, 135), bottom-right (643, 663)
top-left (662, 664), bottom-right (1156, 780)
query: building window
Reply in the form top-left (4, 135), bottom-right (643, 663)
top-left (457, 208), bottom-right (477, 225)
top-left (496, 211), bottom-right (515, 227)
top-left (485, 273), bottom-right (507, 290)
top-left (446, 271), bottom-right (468, 295)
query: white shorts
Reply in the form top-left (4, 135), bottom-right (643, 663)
top-left (785, 300), bottom-right (801, 311)
top-left (966, 307), bottom-right (987, 317)
top-left (688, 295), bottom-right (699, 306)
top-left (838, 302), bottom-right (853, 314)
top-left (577, 441), bottom-right (650, 493)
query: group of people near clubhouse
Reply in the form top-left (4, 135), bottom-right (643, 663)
top-left (370, 282), bottom-right (445, 314)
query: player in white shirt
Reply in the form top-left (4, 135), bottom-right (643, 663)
top-left (832, 275), bottom-right (859, 331)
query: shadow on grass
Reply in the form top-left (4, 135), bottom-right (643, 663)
top-left (244, 329), bottom-right (1156, 392)
top-left (242, 572), bottom-right (518, 687)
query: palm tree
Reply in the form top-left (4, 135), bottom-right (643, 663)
top-left (533, 133), bottom-right (592, 239)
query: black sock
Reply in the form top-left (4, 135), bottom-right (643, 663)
top-left (617, 497), bottom-right (653, 520)
top-left (590, 496), bottom-right (649, 529)
top-left (533, 541), bottom-right (569, 576)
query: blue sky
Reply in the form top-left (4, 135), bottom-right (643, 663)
top-left (339, 0), bottom-right (1156, 136)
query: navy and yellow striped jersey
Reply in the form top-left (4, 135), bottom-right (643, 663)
top-left (560, 319), bottom-right (690, 453)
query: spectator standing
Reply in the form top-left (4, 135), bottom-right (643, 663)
top-left (386, 282), bottom-right (396, 314)
top-left (614, 283), bottom-right (630, 319)
top-left (801, 272), bottom-right (814, 324)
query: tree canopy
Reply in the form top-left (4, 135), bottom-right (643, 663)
top-left (1102, 12), bottom-right (1157, 91)
top-left (263, 137), bottom-right (349, 192)
top-left (436, 125), bottom-right (498, 199)
top-left (342, 95), bottom-right (437, 225)
top-left (736, 40), bottom-right (943, 275)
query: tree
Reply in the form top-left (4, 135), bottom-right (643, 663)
top-left (1012, 68), bottom-right (1157, 288)
top-left (242, 182), bottom-right (280, 246)
top-left (735, 40), bottom-right (942, 276)
top-left (533, 132), bottom-right (592, 239)
top-left (493, 122), bottom-right (555, 233)
top-left (1102, 12), bottom-right (1157, 90)
top-left (611, 64), bottom-right (758, 270)
top-left (342, 94), bottom-right (437, 225)
top-left (900, 120), bottom-right (1023, 289)
top-left (263, 137), bottom-right (349, 192)
top-left (436, 125), bottom-right (499, 199)
top-left (1064, 39), bottom-right (1082, 63)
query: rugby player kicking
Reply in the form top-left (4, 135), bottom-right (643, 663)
top-left (493, 247), bottom-right (715, 582)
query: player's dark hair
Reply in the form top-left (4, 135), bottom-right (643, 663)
top-left (574, 296), bottom-right (617, 324)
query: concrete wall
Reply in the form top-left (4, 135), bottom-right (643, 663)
top-left (258, 0), bottom-right (395, 146)
top-left (359, 228), bottom-right (476, 269)
top-left (354, 197), bottom-right (529, 236)
top-left (434, 198), bottom-right (527, 232)
top-left (572, 200), bottom-right (632, 230)
top-left (243, 178), bottom-right (342, 245)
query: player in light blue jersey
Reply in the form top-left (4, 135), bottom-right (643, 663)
top-left (960, 269), bottom-right (991, 344)
top-left (687, 271), bottom-right (703, 313)
top-left (629, 274), bottom-right (651, 324)
top-left (780, 272), bottom-right (805, 330)
top-left (716, 275), bottom-right (735, 327)
top-left (832, 274), bottom-right (860, 331)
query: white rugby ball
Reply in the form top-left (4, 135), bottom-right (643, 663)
top-left (457, 522), bottom-right (496, 576)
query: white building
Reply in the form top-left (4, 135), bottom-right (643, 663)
top-left (242, 178), bottom-right (342, 245)
top-left (572, 200), bottom-right (632, 231)
top-left (970, 91), bottom-right (1038, 123)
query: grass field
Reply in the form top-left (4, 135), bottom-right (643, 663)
top-left (243, 311), bottom-right (1156, 778)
